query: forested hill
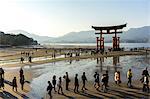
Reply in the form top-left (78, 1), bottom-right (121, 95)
top-left (0, 31), bottom-right (38, 46)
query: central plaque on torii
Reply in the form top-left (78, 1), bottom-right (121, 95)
top-left (92, 24), bottom-right (127, 51)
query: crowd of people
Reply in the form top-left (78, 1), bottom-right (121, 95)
top-left (0, 66), bottom-right (149, 99)
top-left (46, 68), bottom-right (149, 98)
top-left (0, 67), bottom-right (26, 92)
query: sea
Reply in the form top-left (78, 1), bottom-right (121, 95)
top-left (44, 43), bottom-right (150, 48)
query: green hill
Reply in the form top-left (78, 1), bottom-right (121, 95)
top-left (0, 32), bottom-right (38, 46)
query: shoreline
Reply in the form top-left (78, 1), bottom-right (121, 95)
top-left (1, 50), bottom-right (148, 68)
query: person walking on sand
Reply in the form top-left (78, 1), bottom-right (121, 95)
top-left (95, 73), bottom-right (100, 90)
top-left (142, 67), bottom-right (149, 77)
top-left (12, 77), bottom-right (17, 91)
top-left (94, 72), bottom-right (98, 88)
top-left (20, 75), bottom-right (25, 90)
top-left (52, 75), bottom-right (57, 92)
top-left (0, 76), bottom-right (4, 89)
top-left (101, 74), bottom-right (107, 92)
top-left (47, 81), bottom-right (53, 99)
top-left (114, 71), bottom-right (121, 85)
top-left (105, 70), bottom-right (109, 87)
top-left (19, 68), bottom-right (24, 78)
top-left (0, 67), bottom-right (4, 79)
top-left (142, 75), bottom-right (149, 92)
top-left (57, 77), bottom-right (63, 94)
top-left (20, 57), bottom-right (24, 63)
top-left (114, 71), bottom-right (118, 84)
top-left (127, 69), bottom-right (133, 87)
top-left (74, 74), bottom-right (79, 93)
top-left (81, 72), bottom-right (88, 91)
top-left (63, 72), bottom-right (70, 90)
top-left (28, 56), bottom-right (32, 63)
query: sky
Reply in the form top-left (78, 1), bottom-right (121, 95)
top-left (0, 0), bottom-right (149, 37)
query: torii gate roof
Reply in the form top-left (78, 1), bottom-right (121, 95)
top-left (92, 24), bottom-right (126, 30)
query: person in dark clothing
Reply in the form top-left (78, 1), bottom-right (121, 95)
top-left (0, 68), bottom-right (4, 79)
top-left (105, 70), bottom-right (109, 87)
top-left (20, 75), bottom-right (25, 90)
top-left (20, 57), bottom-right (24, 63)
top-left (57, 77), bottom-right (63, 94)
top-left (95, 74), bottom-right (100, 90)
top-left (52, 75), bottom-right (57, 92)
top-left (0, 76), bottom-right (4, 89)
top-left (81, 72), bottom-right (87, 91)
top-left (63, 72), bottom-right (70, 90)
top-left (0, 68), bottom-right (4, 89)
top-left (101, 74), bottom-right (107, 92)
top-left (142, 67), bottom-right (149, 77)
top-left (29, 56), bottom-right (32, 63)
top-left (47, 81), bottom-right (53, 99)
top-left (19, 68), bottom-right (24, 78)
top-left (74, 74), bottom-right (79, 93)
top-left (94, 72), bottom-right (98, 88)
top-left (12, 77), bottom-right (17, 91)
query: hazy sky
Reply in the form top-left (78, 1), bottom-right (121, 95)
top-left (0, 0), bottom-right (149, 37)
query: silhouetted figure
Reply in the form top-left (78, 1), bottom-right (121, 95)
top-left (142, 75), bottom-right (149, 92)
top-left (142, 67), bottom-right (149, 77)
top-left (29, 56), bottom-right (32, 63)
top-left (94, 72), bottom-right (98, 88)
top-left (57, 77), bottom-right (63, 94)
top-left (101, 74), bottom-right (107, 92)
top-left (47, 81), bottom-right (53, 99)
top-left (64, 53), bottom-right (67, 58)
top-left (95, 74), bottom-right (100, 90)
top-left (63, 72), bottom-right (70, 90)
top-left (74, 74), bottom-right (79, 93)
top-left (127, 69), bottom-right (132, 87)
top-left (0, 67), bottom-right (4, 79)
top-left (0, 76), bottom-right (4, 89)
top-left (81, 72), bottom-right (87, 91)
top-left (19, 68), bottom-right (24, 78)
top-left (52, 75), bottom-right (57, 92)
top-left (27, 52), bottom-right (30, 56)
top-left (12, 77), bottom-right (17, 91)
top-left (0, 68), bottom-right (4, 89)
top-left (20, 75), bottom-right (25, 90)
top-left (20, 57), bottom-right (24, 63)
top-left (105, 70), bottom-right (109, 87)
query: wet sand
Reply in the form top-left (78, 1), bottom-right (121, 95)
top-left (0, 69), bottom-right (31, 99)
top-left (0, 48), bottom-right (149, 99)
top-left (50, 79), bottom-right (150, 99)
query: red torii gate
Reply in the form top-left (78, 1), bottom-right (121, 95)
top-left (92, 24), bottom-right (126, 51)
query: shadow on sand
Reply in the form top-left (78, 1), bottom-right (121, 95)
top-left (3, 80), bottom-right (29, 99)
top-left (0, 91), bottom-right (18, 99)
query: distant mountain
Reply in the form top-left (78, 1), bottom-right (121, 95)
top-left (7, 30), bottom-right (54, 43)
top-left (51, 31), bottom-right (96, 43)
top-left (49, 26), bottom-right (150, 43)
top-left (7, 26), bottom-right (150, 43)
top-left (121, 26), bottom-right (150, 43)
